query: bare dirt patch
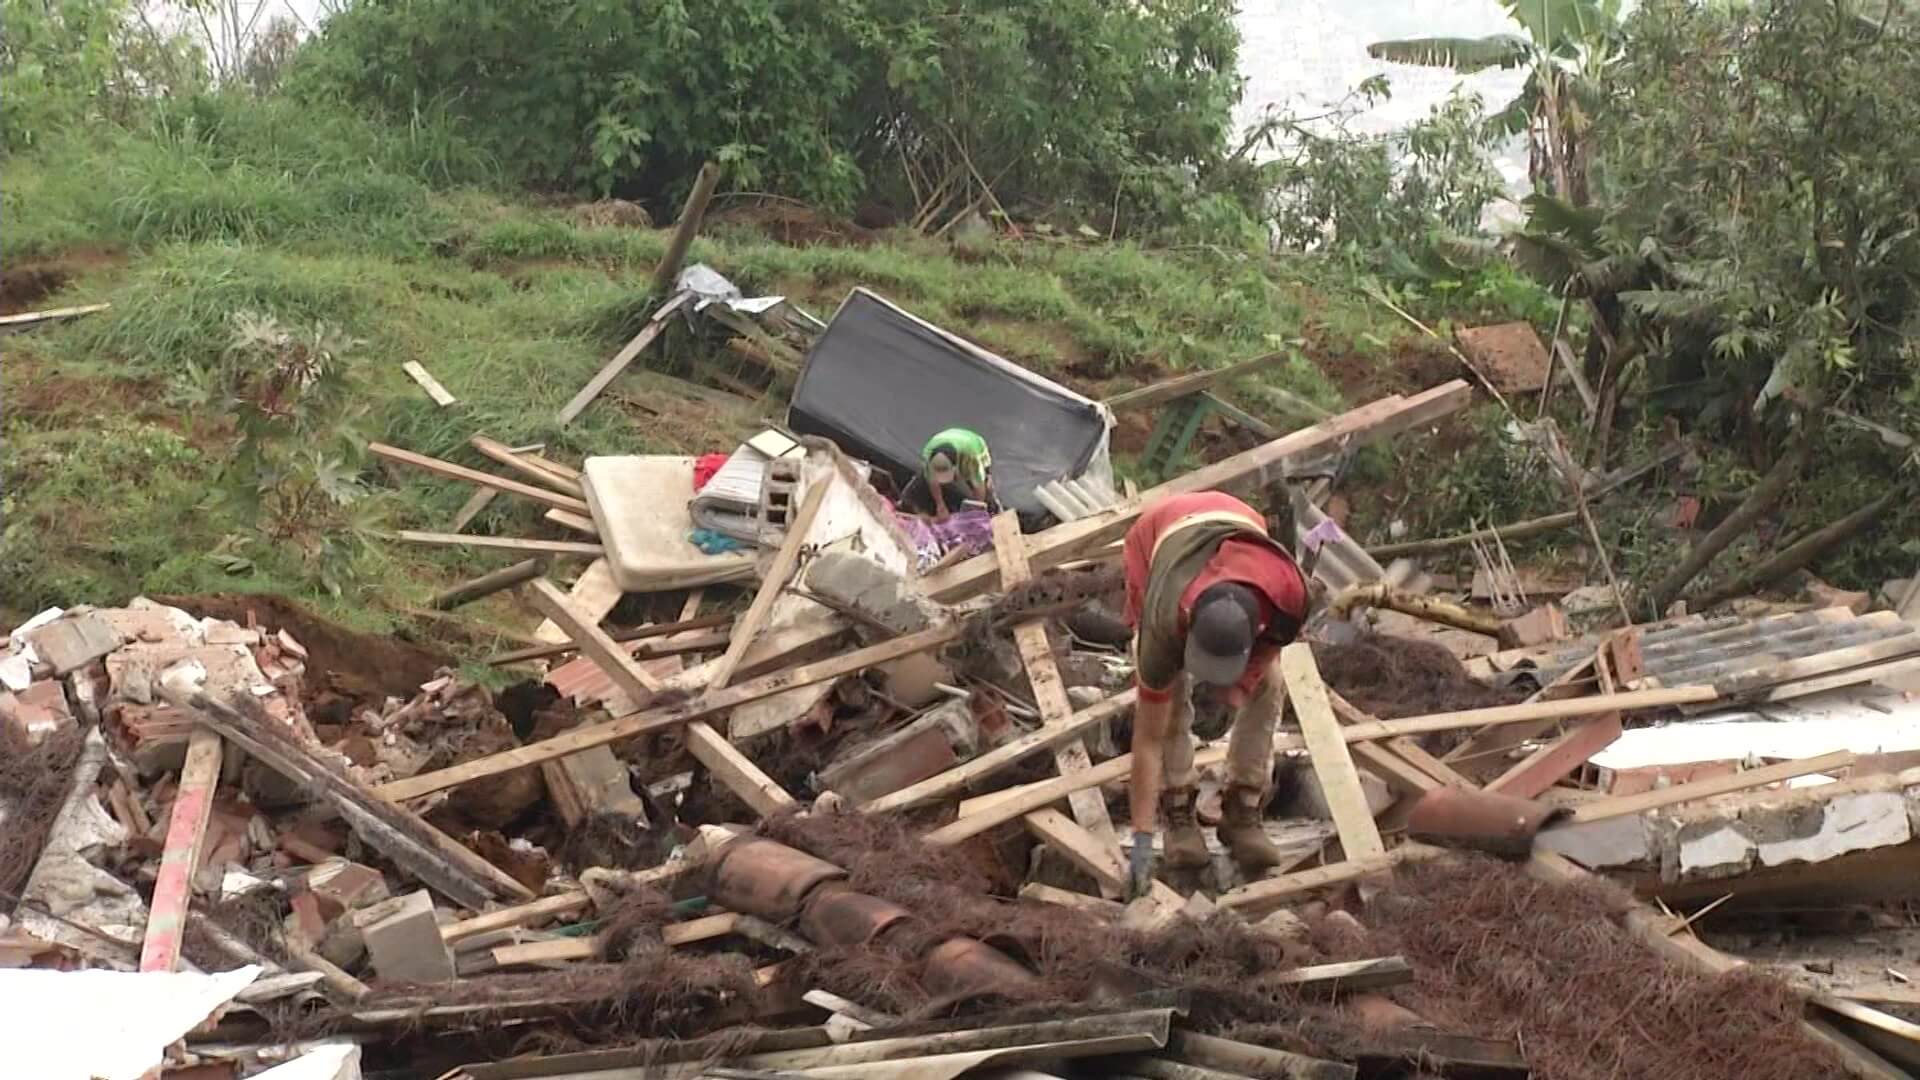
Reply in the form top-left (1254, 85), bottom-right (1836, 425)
top-left (710, 199), bottom-right (876, 248)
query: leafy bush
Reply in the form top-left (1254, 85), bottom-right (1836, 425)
top-left (291, 0), bottom-right (1244, 237)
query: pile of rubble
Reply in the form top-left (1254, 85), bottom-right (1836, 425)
top-left (15, 339), bottom-right (1920, 1080)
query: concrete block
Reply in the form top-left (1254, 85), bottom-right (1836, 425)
top-left (822, 700), bottom-right (971, 804)
top-left (353, 889), bottom-right (454, 984)
top-left (308, 860), bottom-right (391, 922)
top-left (1, 680), bottom-right (73, 749)
top-left (1671, 790), bottom-right (1913, 877)
top-left (804, 552), bottom-right (944, 635)
top-left (25, 614), bottom-right (122, 675)
top-left (1534, 815), bottom-right (1653, 869)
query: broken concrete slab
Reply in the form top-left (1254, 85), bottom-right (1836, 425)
top-left (25, 613), bottom-right (122, 675)
top-left (353, 890), bottom-right (455, 984)
top-left (821, 700), bottom-right (975, 805)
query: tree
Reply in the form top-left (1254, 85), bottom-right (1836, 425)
top-left (1368, 0), bottom-right (1624, 205)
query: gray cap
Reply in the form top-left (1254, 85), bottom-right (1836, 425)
top-left (1184, 589), bottom-right (1255, 688)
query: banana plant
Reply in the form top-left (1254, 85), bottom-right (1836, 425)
top-left (1368, 0), bottom-right (1624, 202)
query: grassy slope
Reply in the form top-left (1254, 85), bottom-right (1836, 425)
top-left (0, 100), bottom-right (1523, 644)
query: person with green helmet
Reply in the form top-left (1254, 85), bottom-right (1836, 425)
top-left (899, 427), bottom-right (999, 521)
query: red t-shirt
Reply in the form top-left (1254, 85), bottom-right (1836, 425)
top-left (1123, 492), bottom-right (1308, 702)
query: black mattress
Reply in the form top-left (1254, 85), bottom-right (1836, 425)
top-left (787, 289), bottom-right (1110, 515)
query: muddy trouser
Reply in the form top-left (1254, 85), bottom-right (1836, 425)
top-left (1161, 672), bottom-right (1281, 792)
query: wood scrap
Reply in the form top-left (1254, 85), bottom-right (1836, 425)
top-left (556, 291), bottom-right (694, 426)
top-left (685, 720), bottom-right (797, 817)
top-left (470, 435), bottom-right (584, 496)
top-left (401, 361), bottom-right (457, 407)
top-left (395, 530), bottom-right (603, 558)
top-left (1563, 750), bottom-right (1855, 823)
top-left (523, 578), bottom-right (663, 706)
top-left (369, 442), bottom-right (590, 514)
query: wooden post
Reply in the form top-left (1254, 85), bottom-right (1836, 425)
top-left (652, 162), bottom-right (722, 295)
top-left (685, 720), bottom-right (797, 817)
top-left (139, 727), bottom-right (222, 972)
top-left (430, 558), bottom-right (546, 611)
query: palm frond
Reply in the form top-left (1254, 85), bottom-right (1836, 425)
top-left (1366, 34), bottom-right (1532, 73)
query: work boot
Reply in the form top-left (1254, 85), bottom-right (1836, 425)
top-left (1160, 788), bottom-right (1210, 869)
top-left (1216, 785), bottom-right (1283, 873)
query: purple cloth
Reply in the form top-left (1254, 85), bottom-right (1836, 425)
top-left (896, 508), bottom-right (996, 571)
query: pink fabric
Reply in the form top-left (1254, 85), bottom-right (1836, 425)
top-left (692, 453), bottom-right (730, 492)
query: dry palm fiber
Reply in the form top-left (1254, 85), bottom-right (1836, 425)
top-left (0, 726), bottom-right (86, 904)
top-left (1368, 855), bottom-right (1843, 1080)
top-left (1312, 634), bottom-right (1521, 720)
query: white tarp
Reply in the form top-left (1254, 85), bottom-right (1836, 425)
top-left (4, 965), bottom-right (262, 1080)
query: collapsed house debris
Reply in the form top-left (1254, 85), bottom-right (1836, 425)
top-left (13, 273), bottom-right (1920, 1080)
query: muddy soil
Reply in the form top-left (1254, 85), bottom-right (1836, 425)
top-left (156, 592), bottom-right (449, 701)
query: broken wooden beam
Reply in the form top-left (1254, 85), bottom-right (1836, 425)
top-left (556, 292), bottom-right (693, 426)
top-left (376, 623), bottom-right (961, 801)
top-left (651, 163), bottom-right (722, 295)
top-left (867, 691), bottom-right (1134, 814)
top-left (1166, 1030), bottom-right (1355, 1080)
top-left (1102, 351), bottom-right (1288, 413)
top-left (401, 361), bottom-right (457, 407)
top-left (1367, 511), bottom-right (1580, 559)
top-left (1216, 848), bottom-right (1442, 916)
top-left (1275, 956), bottom-right (1414, 997)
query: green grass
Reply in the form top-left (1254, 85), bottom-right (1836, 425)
top-left (0, 93), bottom-right (1502, 639)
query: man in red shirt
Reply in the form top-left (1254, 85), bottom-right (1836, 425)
top-left (1122, 491), bottom-right (1309, 893)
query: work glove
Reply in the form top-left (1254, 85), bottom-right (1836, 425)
top-left (1128, 830), bottom-right (1156, 899)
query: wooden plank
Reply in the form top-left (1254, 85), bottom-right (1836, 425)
top-left (534, 558), bottom-right (621, 645)
top-left (395, 530), bottom-right (602, 558)
top-left (138, 727), bottom-right (222, 972)
top-left (1168, 1030), bottom-right (1356, 1080)
top-left (1274, 956), bottom-right (1414, 997)
top-left (1383, 737), bottom-right (1475, 788)
top-left (443, 892), bottom-right (590, 944)
top-left (1565, 751), bottom-right (1856, 824)
top-left (471, 435), bottom-right (583, 496)
top-left (992, 511), bottom-right (1120, 869)
top-left (1102, 351), bottom-right (1287, 412)
top-left (863, 691), bottom-right (1136, 813)
top-left (376, 624), bottom-right (961, 801)
top-left (1485, 712), bottom-right (1623, 798)
top-left (1217, 851), bottom-right (1421, 915)
top-left (1017, 882), bottom-right (1125, 917)
top-left (1024, 808), bottom-right (1127, 894)
top-left (486, 613), bottom-right (730, 665)
top-left (1444, 652), bottom-right (1598, 768)
top-left (1352, 741), bottom-right (1438, 797)
top-left (685, 720), bottom-right (796, 817)
top-left (1282, 643), bottom-right (1385, 860)
top-left (664, 911), bottom-right (741, 947)
top-left (492, 937), bottom-right (598, 966)
top-left (369, 442), bottom-right (590, 514)
top-left (1360, 686), bottom-right (1716, 745)
top-left (401, 361), bottom-right (457, 407)
top-left (449, 487), bottom-right (497, 533)
top-left (0, 301), bottom-right (111, 329)
top-left (708, 480), bottom-right (832, 691)
top-left (555, 295), bottom-right (687, 426)
top-left (919, 381), bottom-right (1474, 604)
top-left (524, 578), bottom-right (663, 706)
top-left (544, 508), bottom-right (599, 536)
